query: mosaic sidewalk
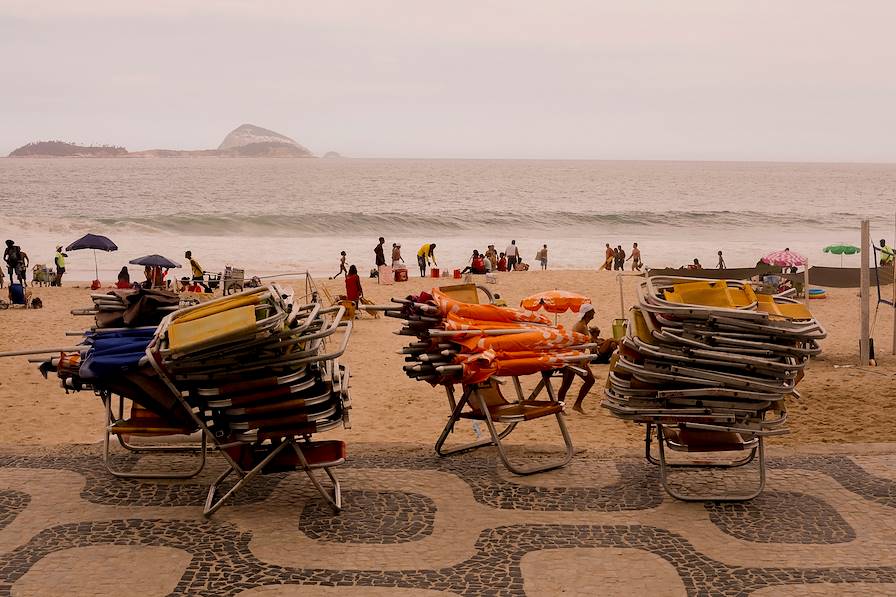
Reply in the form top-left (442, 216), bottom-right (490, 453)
top-left (0, 441), bottom-right (894, 596)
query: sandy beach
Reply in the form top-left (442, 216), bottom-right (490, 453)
top-left (1, 269), bottom-right (892, 449)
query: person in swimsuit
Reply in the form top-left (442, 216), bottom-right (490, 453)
top-left (602, 243), bottom-right (614, 270)
top-left (626, 243), bottom-right (642, 271)
top-left (332, 251), bottom-right (348, 279)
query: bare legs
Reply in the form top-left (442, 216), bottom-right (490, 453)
top-left (557, 367), bottom-right (595, 413)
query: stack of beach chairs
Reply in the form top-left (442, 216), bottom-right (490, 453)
top-left (384, 283), bottom-right (593, 475)
top-left (603, 276), bottom-right (825, 500)
top-left (37, 284), bottom-right (353, 515)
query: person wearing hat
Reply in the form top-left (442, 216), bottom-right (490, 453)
top-left (54, 245), bottom-right (67, 286)
top-left (391, 243), bottom-right (404, 268)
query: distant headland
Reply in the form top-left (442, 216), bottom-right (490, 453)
top-left (7, 124), bottom-right (314, 158)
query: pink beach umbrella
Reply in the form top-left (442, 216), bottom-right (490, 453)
top-left (761, 248), bottom-right (808, 268)
top-left (761, 248), bottom-right (810, 304)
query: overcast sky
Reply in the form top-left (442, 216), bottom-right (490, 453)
top-left (1, 1), bottom-right (894, 161)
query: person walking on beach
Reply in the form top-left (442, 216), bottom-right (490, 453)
top-left (626, 243), bottom-right (642, 271)
top-left (614, 245), bottom-right (625, 271)
top-left (331, 251), bottom-right (348, 279)
top-left (717, 251), bottom-right (726, 269)
top-left (417, 243), bottom-right (437, 277)
top-left (602, 243), bottom-right (614, 270)
top-left (505, 240), bottom-right (520, 271)
top-left (185, 251), bottom-right (209, 292)
top-left (54, 246), bottom-right (68, 286)
top-left (536, 244), bottom-right (548, 270)
top-left (374, 237), bottom-right (386, 269)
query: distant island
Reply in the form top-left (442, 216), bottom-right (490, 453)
top-left (322, 151), bottom-right (343, 159)
top-left (7, 124), bottom-right (314, 158)
top-left (9, 141), bottom-right (128, 158)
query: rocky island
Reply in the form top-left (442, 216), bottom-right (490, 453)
top-left (7, 124), bottom-right (314, 158)
top-left (8, 141), bottom-right (127, 158)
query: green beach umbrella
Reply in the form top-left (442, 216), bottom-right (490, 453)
top-left (823, 243), bottom-right (860, 267)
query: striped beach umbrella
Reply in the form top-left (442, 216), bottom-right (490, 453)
top-left (761, 248), bottom-right (807, 268)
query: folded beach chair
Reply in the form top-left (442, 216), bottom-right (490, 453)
top-left (146, 284), bottom-right (353, 516)
top-left (602, 276), bottom-right (824, 501)
top-left (387, 283), bottom-right (585, 475)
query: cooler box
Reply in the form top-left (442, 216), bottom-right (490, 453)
top-left (378, 265), bottom-right (393, 285)
top-left (394, 268), bottom-right (408, 282)
top-left (430, 268), bottom-right (440, 278)
top-left (453, 269), bottom-right (461, 279)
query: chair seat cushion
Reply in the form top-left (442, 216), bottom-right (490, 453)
top-left (664, 428), bottom-right (750, 452)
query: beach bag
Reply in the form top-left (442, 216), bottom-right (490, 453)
top-left (9, 284), bottom-right (26, 305)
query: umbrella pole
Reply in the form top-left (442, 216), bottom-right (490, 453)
top-left (93, 249), bottom-right (99, 281)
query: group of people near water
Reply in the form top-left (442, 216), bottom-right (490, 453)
top-left (332, 239), bottom-right (551, 282)
top-left (601, 243), bottom-right (642, 271)
top-left (2, 239), bottom-right (67, 288)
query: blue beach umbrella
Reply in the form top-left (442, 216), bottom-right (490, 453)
top-left (128, 254), bottom-right (182, 269)
top-left (66, 233), bottom-right (118, 281)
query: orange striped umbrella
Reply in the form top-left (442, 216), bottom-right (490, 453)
top-left (520, 290), bottom-right (592, 314)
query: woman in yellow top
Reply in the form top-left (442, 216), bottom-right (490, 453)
top-left (416, 243), bottom-right (437, 277)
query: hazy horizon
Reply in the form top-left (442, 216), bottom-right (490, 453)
top-left (2, 1), bottom-right (895, 162)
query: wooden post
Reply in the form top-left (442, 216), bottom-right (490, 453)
top-left (803, 259), bottom-right (810, 304)
top-left (860, 219), bottom-right (870, 366)
top-left (617, 274), bottom-right (625, 319)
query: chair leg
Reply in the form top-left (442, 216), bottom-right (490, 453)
top-left (434, 388), bottom-right (517, 457)
top-left (477, 390), bottom-right (574, 476)
top-left (102, 395), bottom-right (207, 479)
top-left (203, 441), bottom-right (290, 517)
top-left (292, 442), bottom-right (342, 513)
top-left (657, 426), bottom-right (765, 502)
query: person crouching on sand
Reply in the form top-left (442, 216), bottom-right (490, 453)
top-left (417, 243), bottom-right (437, 277)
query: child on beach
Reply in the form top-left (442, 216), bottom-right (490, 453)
top-left (344, 265), bottom-right (363, 303)
top-left (717, 251), bottom-right (726, 269)
top-left (497, 252), bottom-right (507, 272)
top-left (332, 251), bottom-right (348, 279)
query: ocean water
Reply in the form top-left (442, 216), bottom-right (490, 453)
top-left (1, 158), bottom-right (894, 281)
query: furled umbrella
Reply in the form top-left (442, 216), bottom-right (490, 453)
top-left (823, 243), bottom-right (860, 267)
top-left (761, 248), bottom-right (810, 304)
top-left (66, 233), bottom-right (118, 283)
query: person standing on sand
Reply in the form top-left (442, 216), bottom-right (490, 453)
top-left (614, 245), bottom-right (625, 270)
top-left (417, 243), bottom-right (437, 277)
top-left (15, 250), bottom-right (29, 286)
top-left (536, 244), bottom-right (548, 270)
top-left (391, 243), bottom-right (404, 268)
top-left (505, 240), bottom-right (520, 271)
top-left (331, 251), bottom-right (348, 279)
top-left (879, 239), bottom-right (894, 266)
top-left (626, 243), bottom-right (642, 271)
top-left (717, 251), bottom-right (726, 269)
top-left (54, 246), bottom-right (67, 286)
top-left (485, 245), bottom-right (498, 270)
top-left (4, 240), bottom-right (21, 285)
top-left (374, 237), bottom-right (386, 269)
